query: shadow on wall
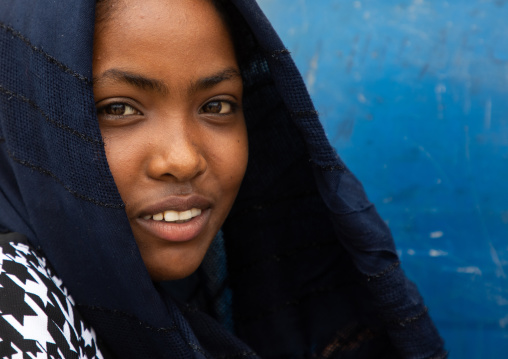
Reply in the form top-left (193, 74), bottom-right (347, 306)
top-left (258, 1), bottom-right (508, 358)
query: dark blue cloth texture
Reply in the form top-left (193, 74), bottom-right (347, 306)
top-left (0, 0), bottom-right (446, 358)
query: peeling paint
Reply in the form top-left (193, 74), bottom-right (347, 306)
top-left (502, 211), bottom-right (508, 224)
top-left (495, 296), bottom-right (508, 306)
top-left (457, 267), bottom-right (482, 275)
top-left (305, 51), bottom-right (319, 93)
top-left (430, 231), bottom-right (444, 239)
top-left (489, 242), bottom-right (506, 278)
top-left (464, 125), bottom-right (470, 161)
top-left (499, 315), bottom-right (508, 329)
top-left (484, 98), bottom-right (492, 130)
top-left (429, 249), bottom-right (448, 257)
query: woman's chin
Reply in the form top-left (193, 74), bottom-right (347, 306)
top-left (143, 251), bottom-right (206, 282)
top-left (148, 264), bottom-right (200, 282)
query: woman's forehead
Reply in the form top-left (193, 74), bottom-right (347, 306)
top-left (95, 0), bottom-right (229, 29)
top-left (93, 0), bottom-right (238, 87)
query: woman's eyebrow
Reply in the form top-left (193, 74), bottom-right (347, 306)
top-left (190, 68), bottom-right (242, 93)
top-left (93, 69), bottom-right (169, 95)
top-left (93, 67), bottom-right (241, 95)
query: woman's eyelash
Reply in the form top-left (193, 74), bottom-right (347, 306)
top-left (97, 103), bottom-right (141, 117)
top-left (201, 100), bottom-right (237, 115)
top-left (97, 100), bottom-right (238, 118)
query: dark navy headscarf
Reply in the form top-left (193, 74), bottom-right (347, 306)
top-left (0, 0), bottom-right (446, 357)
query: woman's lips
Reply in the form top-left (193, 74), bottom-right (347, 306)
top-left (135, 195), bottom-right (212, 242)
top-left (144, 208), bottom-right (202, 222)
top-left (137, 208), bottom-right (211, 242)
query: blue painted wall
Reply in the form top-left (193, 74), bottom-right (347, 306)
top-left (257, 1), bottom-right (508, 357)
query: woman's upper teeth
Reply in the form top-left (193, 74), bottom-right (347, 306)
top-left (143, 208), bottom-right (202, 222)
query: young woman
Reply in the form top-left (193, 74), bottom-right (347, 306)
top-left (0, 0), bottom-right (446, 358)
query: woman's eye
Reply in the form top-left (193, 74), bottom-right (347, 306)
top-left (202, 101), bottom-right (232, 114)
top-left (99, 103), bottom-right (140, 116)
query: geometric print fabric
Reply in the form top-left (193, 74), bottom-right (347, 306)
top-left (0, 241), bottom-right (105, 359)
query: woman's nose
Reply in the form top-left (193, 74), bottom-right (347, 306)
top-left (146, 121), bottom-right (207, 182)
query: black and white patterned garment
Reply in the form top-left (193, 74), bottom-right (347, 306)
top-left (0, 238), bottom-right (105, 359)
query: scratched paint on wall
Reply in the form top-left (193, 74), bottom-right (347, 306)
top-left (258, 0), bottom-right (508, 357)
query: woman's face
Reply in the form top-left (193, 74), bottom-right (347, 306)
top-left (93, 0), bottom-right (248, 281)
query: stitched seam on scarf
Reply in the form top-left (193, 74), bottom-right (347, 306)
top-left (0, 22), bottom-right (91, 84)
top-left (231, 239), bottom-right (339, 276)
top-left (0, 85), bottom-right (103, 145)
top-left (187, 343), bottom-right (210, 357)
top-left (318, 326), bottom-right (379, 357)
top-left (331, 202), bottom-right (375, 216)
top-left (365, 261), bottom-right (401, 281)
top-left (7, 150), bottom-right (124, 209)
top-left (81, 305), bottom-right (257, 358)
top-left (270, 49), bottom-right (291, 55)
top-left (389, 306), bottom-right (429, 327)
top-left (308, 159), bottom-right (346, 172)
top-left (81, 304), bottom-right (258, 358)
top-left (267, 48), bottom-right (291, 60)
